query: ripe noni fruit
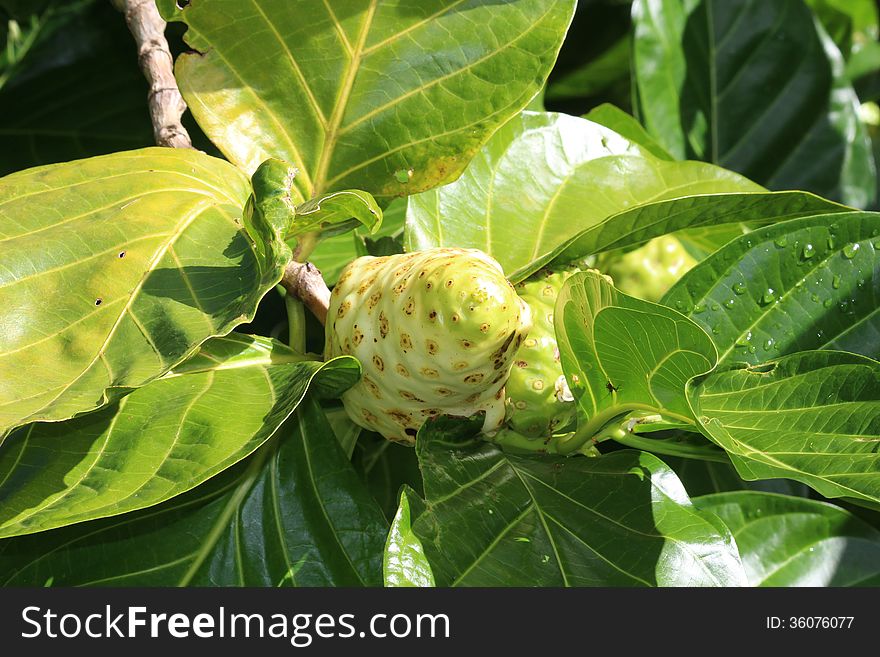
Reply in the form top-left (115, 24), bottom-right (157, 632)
top-left (325, 248), bottom-right (532, 444)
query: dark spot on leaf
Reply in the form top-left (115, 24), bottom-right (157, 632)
top-left (94, 298), bottom-right (103, 306)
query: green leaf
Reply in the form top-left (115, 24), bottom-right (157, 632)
top-left (550, 191), bottom-right (849, 277)
top-left (0, 334), bottom-right (359, 538)
top-left (0, 149), bottom-right (287, 437)
top-left (406, 111), bottom-right (762, 279)
top-left (695, 491), bottom-right (880, 586)
top-left (294, 189), bottom-right (382, 237)
top-left (554, 271), bottom-right (716, 446)
top-left (406, 111), bottom-right (761, 279)
top-left (353, 431), bottom-right (424, 521)
top-left (158, 0), bottom-right (575, 200)
top-left (409, 416), bottom-right (746, 587)
top-left (632, 0), bottom-right (876, 207)
top-left (0, 396), bottom-right (388, 586)
top-left (664, 211), bottom-right (880, 365)
top-left (688, 350), bottom-right (880, 505)
top-left (664, 456), bottom-right (812, 498)
top-left (384, 487), bottom-right (434, 587)
top-left (583, 103), bottom-right (674, 160)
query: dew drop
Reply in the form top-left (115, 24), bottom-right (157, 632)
top-left (760, 288), bottom-right (776, 305)
top-left (810, 293), bottom-right (820, 303)
top-left (710, 302), bottom-right (721, 312)
top-left (832, 275), bottom-right (841, 289)
top-left (724, 298), bottom-right (736, 308)
top-left (773, 237), bottom-right (788, 248)
top-left (735, 331), bottom-right (753, 347)
top-left (827, 236), bottom-right (835, 250)
top-left (763, 338), bottom-right (775, 351)
top-left (816, 329), bottom-right (824, 340)
top-left (693, 303), bottom-right (707, 314)
top-left (733, 282), bottom-right (747, 295)
top-left (823, 299), bottom-right (834, 308)
top-left (802, 243), bottom-right (816, 259)
top-left (748, 345), bottom-right (757, 354)
top-left (843, 243), bottom-right (860, 259)
top-left (711, 325), bottom-right (721, 335)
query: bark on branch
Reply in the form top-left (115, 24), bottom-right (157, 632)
top-left (115, 0), bottom-right (192, 149)
top-left (280, 261), bottom-right (331, 326)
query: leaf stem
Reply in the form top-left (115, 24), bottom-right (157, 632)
top-left (610, 433), bottom-right (729, 463)
top-left (556, 403), bottom-right (695, 456)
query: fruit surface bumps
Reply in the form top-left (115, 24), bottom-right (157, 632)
top-left (503, 269), bottom-right (577, 440)
top-left (325, 248), bottom-right (532, 444)
top-left (602, 235), bottom-right (696, 302)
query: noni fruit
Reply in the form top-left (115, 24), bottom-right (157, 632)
top-left (501, 268), bottom-right (578, 443)
top-left (600, 235), bottom-right (696, 302)
top-left (325, 248), bottom-right (532, 444)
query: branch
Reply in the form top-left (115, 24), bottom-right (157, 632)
top-left (280, 261), bottom-right (331, 326)
top-left (116, 0), bottom-right (192, 149)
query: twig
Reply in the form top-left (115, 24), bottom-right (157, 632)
top-left (280, 261), bottom-right (331, 326)
top-left (115, 0), bottom-right (192, 148)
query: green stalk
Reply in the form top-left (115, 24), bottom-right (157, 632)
top-left (556, 403), bottom-right (695, 456)
top-left (285, 294), bottom-right (307, 354)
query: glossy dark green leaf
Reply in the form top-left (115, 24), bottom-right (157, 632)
top-left (384, 487), bottom-right (434, 587)
top-left (632, 0), bottom-right (876, 207)
top-left (353, 431), bottom-right (423, 521)
top-left (0, 149), bottom-right (289, 436)
top-left (664, 456), bottom-right (812, 498)
top-left (409, 416), bottom-right (746, 586)
top-left (0, 396), bottom-right (388, 586)
top-left (158, 0), bottom-right (575, 200)
top-left (664, 212), bottom-right (880, 365)
top-left (695, 491), bottom-right (880, 586)
top-left (554, 271), bottom-right (716, 449)
top-left (406, 111), bottom-right (761, 280)
top-left (689, 351), bottom-right (880, 505)
top-left (0, 334), bottom-right (359, 538)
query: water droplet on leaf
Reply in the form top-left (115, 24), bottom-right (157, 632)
top-left (760, 288), bottom-right (776, 305)
top-left (802, 244), bottom-right (816, 259)
top-left (733, 282), bottom-right (747, 295)
top-left (843, 243), bottom-right (860, 259)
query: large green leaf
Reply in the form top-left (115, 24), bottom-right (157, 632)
top-left (689, 350), bottom-right (880, 505)
top-left (0, 334), bottom-right (359, 538)
top-left (551, 191), bottom-right (849, 274)
top-left (664, 212), bottom-right (880, 365)
top-left (384, 487), bottom-right (434, 587)
top-left (158, 0), bottom-right (575, 200)
top-left (554, 270), bottom-right (716, 450)
top-left (409, 416), bottom-right (746, 587)
top-left (695, 491), bottom-right (880, 586)
top-left (583, 103), bottom-right (674, 160)
top-left (0, 149), bottom-right (283, 436)
top-left (0, 396), bottom-right (388, 586)
top-left (405, 111), bottom-right (761, 279)
top-left (632, 0), bottom-right (876, 207)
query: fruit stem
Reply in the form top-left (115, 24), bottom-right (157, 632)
top-left (279, 260), bottom-right (330, 325)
